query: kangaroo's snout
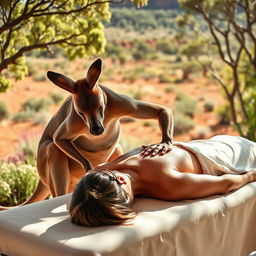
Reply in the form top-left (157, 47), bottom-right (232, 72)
top-left (90, 126), bottom-right (104, 136)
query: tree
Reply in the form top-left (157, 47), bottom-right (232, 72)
top-left (179, 0), bottom-right (256, 140)
top-left (174, 14), bottom-right (209, 79)
top-left (0, 0), bottom-right (148, 92)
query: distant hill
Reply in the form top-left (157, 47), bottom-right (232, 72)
top-left (111, 0), bottom-right (180, 9)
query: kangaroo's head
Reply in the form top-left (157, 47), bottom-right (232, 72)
top-left (47, 59), bottom-right (105, 136)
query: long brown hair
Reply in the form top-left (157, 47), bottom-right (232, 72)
top-left (69, 171), bottom-right (136, 226)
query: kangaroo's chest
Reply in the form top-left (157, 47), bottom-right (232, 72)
top-left (73, 119), bottom-right (121, 152)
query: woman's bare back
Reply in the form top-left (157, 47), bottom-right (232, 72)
top-left (94, 146), bottom-right (203, 199)
top-left (96, 146), bottom-right (203, 174)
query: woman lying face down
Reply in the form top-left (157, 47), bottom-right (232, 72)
top-left (69, 135), bottom-right (256, 227)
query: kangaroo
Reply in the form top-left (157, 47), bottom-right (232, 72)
top-left (0, 58), bottom-right (174, 210)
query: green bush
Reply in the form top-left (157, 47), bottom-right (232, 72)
top-left (132, 41), bottom-right (154, 61)
top-left (191, 125), bottom-right (212, 139)
top-left (174, 113), bottom-right (195, 135)
top-left (164, 86), bottom-right (176, 93)
top-left (204, 101), bottom-right (214, 112)
top-left (215, 104), bottom-right (230, 125)
top-left (178, 60), bottom-right (201, 80)
top-left (127, 89), bottom-right (144, 100)
top-left (100, 65), bottom-right (117, 82)
top-left (7, 131), bottom-right (42, 166)
top-left (18, 132), bottom-right (41, 166)
top-left (105, 43), bottom-right (128, 64)
top-left (156, 39), bottom-right (176, 55)
top-left (12, 109), bottom-right (36, 123)
top-left (159, 74), bottom-right (173, 83)
top-left (122, 66), bottom-right (145, 82)
top-left (141, 70), bottom-right (157, 81)
top-left (0, 162), bottom-right (38, 206)
top-left (175, 93), bottom-right (197, 117)
top-left (54, 61), bottom-right (67, 69)
top-left (143, 120), bottom-right (157, 128)
top-left (0, 101), bottom-right (9, 121)
top-left (49, 92), bottom-right (64, 105)
top-left (32, 73), bottom-right (47, 81)
top-left (27, 62), bottom-right (37, 76)
top-left (33, 111), bottom-right (52, 125)
top-left (21, 97), bottom-right (51, 112)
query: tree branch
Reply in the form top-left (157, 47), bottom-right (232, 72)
top-left (224, 23), bottom-right (234, 64)
top-left (1, 27), bottom-right (13, 62)
top-left (211, 71), bottom-right (230, 98)
top-left (202, 12), bottom-right (233, 67)
top-left (228, 2), bottom-right (255, 66)
top-left (0, 33), bottom-right (83, 72)
top-left (0, 0), bottom-right (126, 36)
top-left (6, 0), bottom-right (20, 25)
top-left (211, 69), bottom-right (243, 135)
top-left (32, 0), bottom-right (114, 17)
top-left (0, 1), bottom-right (44, 34)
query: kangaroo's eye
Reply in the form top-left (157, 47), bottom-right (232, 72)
top-left (78, 112), bottom-right (86, 121)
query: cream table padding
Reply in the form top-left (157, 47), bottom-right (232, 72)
top-left (1, 182), bottom-right (256, 256)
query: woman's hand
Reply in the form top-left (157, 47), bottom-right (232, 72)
top-left (139, 142), bottom-right (173, 158)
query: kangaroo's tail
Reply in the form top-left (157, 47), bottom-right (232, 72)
top-left (0, 180), bottom-right (49, 211)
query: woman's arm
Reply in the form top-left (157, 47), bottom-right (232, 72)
top-left (165, 170), bottom-right (256, 200)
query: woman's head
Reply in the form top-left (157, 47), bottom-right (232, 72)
top-left (69, 170), bottom-right (136, 226)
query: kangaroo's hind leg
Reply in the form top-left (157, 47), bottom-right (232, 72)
top-left (68, 158), bottom-right (85, 193)
top-left (43, 142), bottom-right (70, 197)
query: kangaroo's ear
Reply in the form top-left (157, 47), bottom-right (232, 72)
top-left (86, 59), bottom-right (102, 90)
top-left (47, 71), bottom-right (76, 93)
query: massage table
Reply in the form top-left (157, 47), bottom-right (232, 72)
top-left (0, 182), bottom-right (256, 256)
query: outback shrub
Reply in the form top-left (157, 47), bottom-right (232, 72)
top-left (178, 60), bottom-right (201, 80)
top-left (164, 86), bottom-right (175, 93)
top-left (32, 73), bottom-right (47, 81)
top-left (174, 113), bottom-right (195, 135)
top-left (33, 111), bottom-right (52, 126)
top-left (54, 61), bottom-right (67, 69)
top-left (49, 92), bottom-right (64, 105)
top-left (118, 54), bottom-right (128, 65)
top-left (0, 162), bottom-right (38, 206)
top-left (159, 74), bottom-right (173, 84)
top-left (215, 104), bottom-right (230, 125)
top-left (156, 39), bottom-right (176, 55)
top-left (27, 62), bottom-right (37, 76)
top-left (204, 101), bottom-right (214, 112)
top-left (0, 101), bottom-right (9, 121)
top-left (105, 43), bottom-right (127, 64)
top-left (7, 131), bottom-right (42, 166)
top-left (12, 109), bottom-right (36, 123)
top-left (20, 131), bottom-right (41, 166)
top-left (122, 66), bottom-right (145, 82)
top-left (175, 93), bottom-right (197, 117)
top-left (132, 41), bottom-right (154, 61)
top-left (100, 66), bottom-right (117, 82)
top-left (127, 89), bottom-right (146, 100)
top-left (21, 97), bottom-right (51, 112)
top-left (191, 125), bottom-right (212, 139)
top-left (140, 70), bottom-right (158, 81)
top-left (143, 120), bottom-right (157, 128)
